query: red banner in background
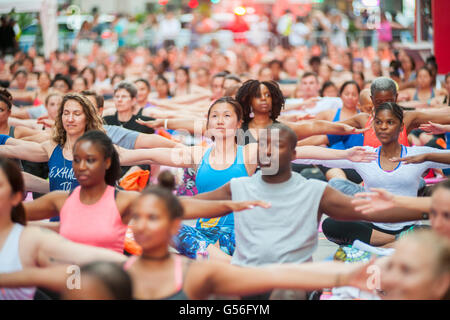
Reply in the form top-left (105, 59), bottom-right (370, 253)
top-left (432, 0), bottom-right (450, 74)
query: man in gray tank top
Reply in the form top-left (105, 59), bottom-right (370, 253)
top-left (187, 123), bottom-right (426, 298)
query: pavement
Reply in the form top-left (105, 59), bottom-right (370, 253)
top-left (313, 215), bottom-right (338, 262)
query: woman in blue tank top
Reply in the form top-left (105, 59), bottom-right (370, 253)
top-left (167, 97), bottom-right (257, 260)
top-left (0, 94), bottom-right (106, 221)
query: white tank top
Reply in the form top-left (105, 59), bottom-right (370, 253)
top-left (0, 223), bottom-right (36, 300)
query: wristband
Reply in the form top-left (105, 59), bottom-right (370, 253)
top-left (164, 119), bottom-right (168, 130)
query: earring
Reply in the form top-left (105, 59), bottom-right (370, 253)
top-left (249, 107), bottom-right (254, 118)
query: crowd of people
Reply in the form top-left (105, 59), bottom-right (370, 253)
top-left (0, 6), bottom-right (449, 301)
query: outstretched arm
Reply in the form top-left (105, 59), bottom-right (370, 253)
top-left (406, 108), bottom-right (450, 133)
top-left (23, 172), bottom-right (50, 194)
top-left (352, 188), bottom-right (432, 214)
top-left (0, 265), bottom-right (69, 292)
top-left (0, 138), bottom-right (49, 162)
top-left (295, 146), bottom-right (377, 162)
top-left (32, 226), bottom-right (127, 268)
top-left (136, 118), bottom-right (207, 135)
top-left (180, 197), bottom-right (270, 220)
top-left (23, 191), bottom-right (67, 221)
top-left (133, 132), bottom-right (184, 149)
top-left (186, 259), bottom-right (376, 299)
top-left (181, 182), bottom-right (270, 219)
top-left (419, 121), bottom-right (450, 135)
top-left (297, 135), bottom-right (330, 147)
top-left (319, 186), bottom-right (425, 222)
top-left (116, 145), bottom-right (195, 168)
top-left (391, 152), bottom-right (450, 165)
top-left (283, 120), bottom-right (368, 140)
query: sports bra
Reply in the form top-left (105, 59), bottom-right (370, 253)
top-left (413, 88), bottom-right (435, 104)
top-left (123, 255), bottom-right (189, 300)
top-left (0, 224), bottom-right (36, 300)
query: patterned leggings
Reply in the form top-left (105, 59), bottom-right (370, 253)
top-left (173, 224), bottom-right (235, 259)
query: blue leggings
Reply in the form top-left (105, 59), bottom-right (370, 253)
top-left (173, 224), bottom-right (235, 259)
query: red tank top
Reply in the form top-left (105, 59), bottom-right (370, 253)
top-left (363, 117), bottom-right (409, 147)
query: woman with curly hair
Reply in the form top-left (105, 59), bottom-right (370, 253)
top-left (0, 93), bottom-right (104, 195)
top-left (235, 79), bottom-right (366, 145)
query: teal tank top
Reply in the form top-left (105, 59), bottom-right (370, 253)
top-left (195, 145), bottom-right (248, 229)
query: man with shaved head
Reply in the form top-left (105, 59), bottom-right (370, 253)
top-left (187, 123), bottom-right (425, 299)
top-left (359, 88), bottom-right (373, 114)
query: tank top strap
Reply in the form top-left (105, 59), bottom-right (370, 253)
top-left (201, 146), bottom-right (213, 165)
top-left (174, 254), bottom-right (184, 292)
top-left (8, 126), bottom-right (15, 138)
top-left (123, 256), bottom-right (139, 271)
top-left (0, 223), bottom-right (23, 259)
top-left (332, 108), bottom-right (342, 122)
top-left (50, 144), bottom-right (63, 158)
top-left (236, 145), bottom-right (245, 165)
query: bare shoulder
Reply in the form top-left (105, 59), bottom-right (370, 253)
top-left (115, 189), bottom-right (141, 215)
top-left (41, 140), bottom-right (57, 156)
top-left (243, 143), bottom-right (258, 172)
top-left (316, 109), bottom-right (335, 121)
top-left (191, 145), bottom-right (208, 165)
top-left (116, 189), bottom-right (140, 204)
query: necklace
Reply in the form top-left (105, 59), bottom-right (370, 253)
top-left (140, 252), bottom-right (171, 261)
top-left (62, 138), bottom-right (73, 192)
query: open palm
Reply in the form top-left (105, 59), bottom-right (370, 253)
top-left (352, 188), bottom-right (395, 214)
top-left (346, 147), bottom-right (377, 162)
top-left (419, 122), bottom-right (449, 135)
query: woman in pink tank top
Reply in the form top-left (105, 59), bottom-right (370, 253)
top-left (23, 130), bottom-right (130, 253)
top-left (22, 130), bottom-right (269, 254)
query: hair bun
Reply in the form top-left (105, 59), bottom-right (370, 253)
top-left (0, 87), bottom-right (12, 101)
top-left (157, 170), bottom-right (176, 191)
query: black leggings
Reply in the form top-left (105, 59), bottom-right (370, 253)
top-left (317, 166), bottom-right (363, 184)
top-left (322, 218), bottom-right (413, 246)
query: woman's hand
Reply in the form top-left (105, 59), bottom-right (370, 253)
top-left (37, 115), bottom-right (55, 129)
top-left (345, 147), bottom-right (377, 162)
top-left (343, 258), bottom-right (380, 292)
top-left (390, 154), bottom-right (427, 164)
top-left (352, 188), bottom-right (395, 214)
top-left (419, 121), bottom-right (450, 135)
top-left (341, 124), bottom-right (371, 135)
